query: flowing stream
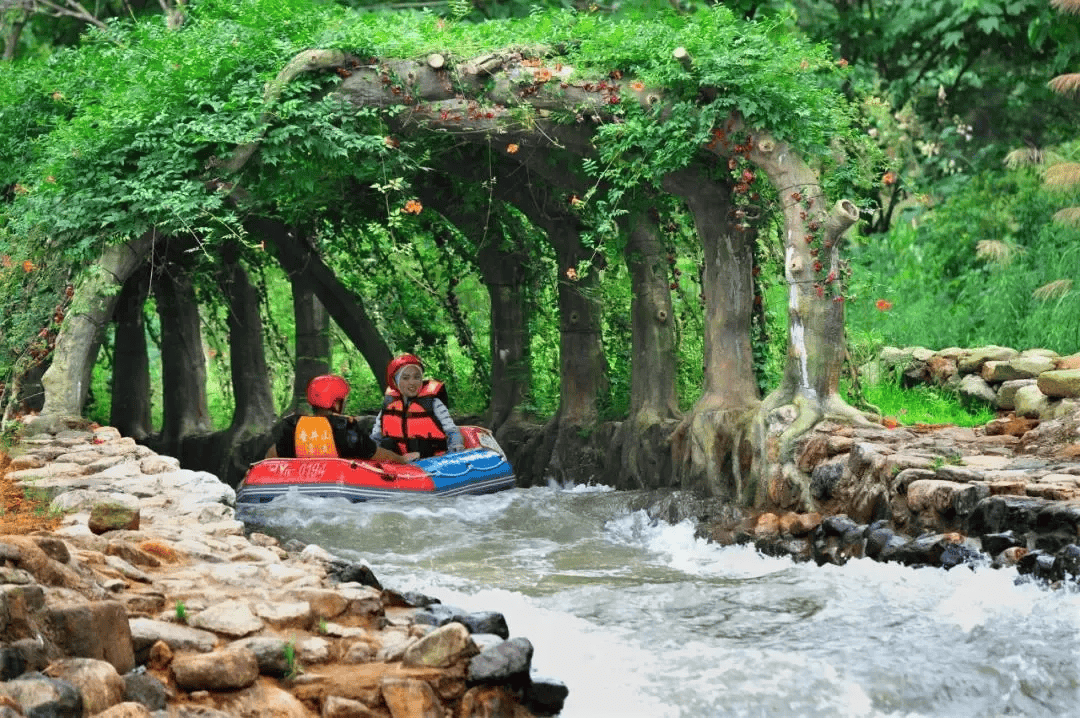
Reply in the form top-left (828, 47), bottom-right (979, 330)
top-left (239, 484), bottom-right (1080, 718)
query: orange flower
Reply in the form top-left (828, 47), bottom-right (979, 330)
top-left (384, 136), bottom-right (400, 148)
top-left (22, 260), bottom-right (35, 273)
top-left (534, 68), bottom-right (552, 82)
top-left (629, 81), bottom-right (645, 92)
top-left (882, 171), bottom-right (897, 186)
top-left (837, 58), bottom-right (849, 68)
top-left (875, 298), bottom-right (892, 311)
top-left (506, 143), bottom-right (519, 154)
top-left (565, 267), bottom-right (578, 281)
top-left (402, 199), bottom-right (423, 215)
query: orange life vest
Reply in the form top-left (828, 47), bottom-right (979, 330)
top-left (379, 380), bottom-right (449, 457)
top-left (294, 415), bottom-right (339, 458)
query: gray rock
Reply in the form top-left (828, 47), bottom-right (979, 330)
top-left (123, 670), bottom-right (168, 711)
top-left (468, 636), bottom-right (533, 683)
top-left (0, 672), bottom-right (83, 718)
top-left (459, 611), bottom-right (509, 640)
top-left (128, 618), bottom-right (217, 658)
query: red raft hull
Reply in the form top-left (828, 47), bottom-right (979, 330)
top-left (236, 426), bottom-right (515, 504)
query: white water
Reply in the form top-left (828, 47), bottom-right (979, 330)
top-left (240, 485), bottom-right (1080, 718)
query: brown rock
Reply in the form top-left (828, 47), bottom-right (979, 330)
top-left (172, 648), bottom-right (259, 692)
top-left (44, 601), bottom-right (135, 673)
top-left (322, 695), bottom-right (381, 717)
top-left (926, 355), bottom-right (958, 384)
top-left (459, 685), bottom-right (532, 718)
top-left (106, 541), bottom-right (162, 568)
top-left (754, 513), bottom-right (780, 537)
top-left (381, 677), bottom-right (442, 718)
top-left (780, 512), bottom-right (821, 537)
top-left (1056, 352), bottom-right (1080, 371)
top-left (984, 416), bottom-right (1039, 437)
top-left (148, 640), bottom-right (173, 671)
top-left (90, 702), bottom-right (153, 718)
top-left (214, 681), bottom-right (314, 718)
top-left (1, 534), bottom-right (94, 593)
top-left (1000, 546), bottom-right (1028, 565)
top-left (796, 435), bottom-right (829, 473)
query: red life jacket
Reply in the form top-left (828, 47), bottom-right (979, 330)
top-left (294, 416), bottom-right (339, 458)
top-left (379, 380), bottom-right (449, 457)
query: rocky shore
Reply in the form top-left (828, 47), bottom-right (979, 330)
top-left (0, 416), bottom-right (567, 718)
top-left (687, 345), bottom-right (1080, 586)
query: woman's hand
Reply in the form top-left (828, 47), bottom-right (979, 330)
top-left (403, 451), bottom-right (421, 462)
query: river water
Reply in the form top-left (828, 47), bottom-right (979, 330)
top-left (239, 484), bottom-right (1080, 718)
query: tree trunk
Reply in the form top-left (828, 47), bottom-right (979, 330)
top-left (480, 240), bottom-right (530, 434)
top-left (249, 218), bottom-right (393, 390)
top-left (222, 248), bottom-right (277, 435)
top-left (289, 272), bottom-right (331, 413)
top-left (40, 233), bottom-right (155, 422)
top-left (663, 167), bottom-right (760, 503)
top-left (625, 210), bottom-right (679, 420)
top-left (3, 18), bottom-right (25, 62)
top-left (110, 268), bottom-right (153, 439)
top-left (603, 210), bottom-right (681, 490)
top-left (736, 132), bottom-right (868, 509)
top-left (155, 262), bottom-right (211, 449)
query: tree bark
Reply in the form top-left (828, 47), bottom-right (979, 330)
top-left (289, 272), bottom-right (331, 413)
top-left (155, 261), bottom-right (211, 448)
top-left (221, 247), bottom-right (277, 435)
top-left (2, 17), bottom-right (25, 61)
top-left (40, 233), bottom-right (155, 421)
top-left (479, 234), bottom-right (530, 434)
top-left (249, 218), bottom-right (393, 390)
top-left (602, 210), bottom-right (681, 490)
top-left (729, 130), bottom-right (869, 509)
top-left (625, 210), bottom-right (679, 420)
top-left (110, 267), bottom-right (153, 439)
top-left (663, 167), bottom-right (760, 502)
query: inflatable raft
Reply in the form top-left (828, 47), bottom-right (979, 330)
top-left (236, 426), bottom-right (515, 504)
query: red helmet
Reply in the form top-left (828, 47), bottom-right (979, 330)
top-left (306, 374), bottom-right (350, 410)
top-left (385, 353), bottom-right (424, 392)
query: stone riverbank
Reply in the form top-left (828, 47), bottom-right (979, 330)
top-left (0, 415), bottom-right (567, 718)
top-left (670, 345), bottom-right (1080, 587)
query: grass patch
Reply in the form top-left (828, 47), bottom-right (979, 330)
top-left (846, 379), bottom-right (996, 428)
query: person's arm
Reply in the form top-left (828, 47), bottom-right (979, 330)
top-left (431, 398), bottom-right (464, 451)
top-left (342, 418), bottom-right (411, 463)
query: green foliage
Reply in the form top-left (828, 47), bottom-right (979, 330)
top-left (844, 373), bottom-right (996, 428)
top-left (0, 233), bottom-right (73, 398)
top-left (283, 639), bottom-right (303, 679)
top-left (846, 158), bottom-right (1080, 352)
top-left (174, 600), bottom-right (187, 623)
top-left (0, 420), bottom-right (23, 452)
